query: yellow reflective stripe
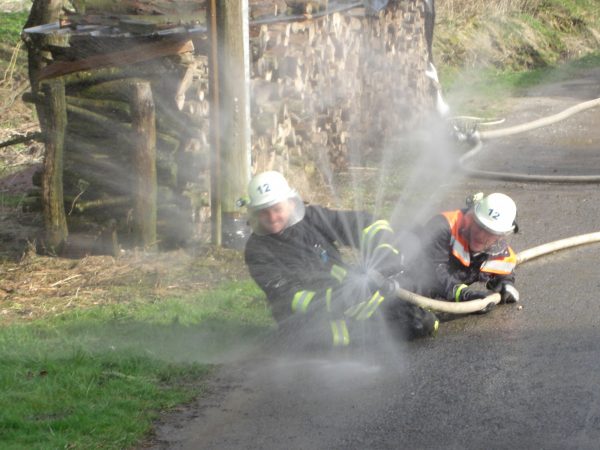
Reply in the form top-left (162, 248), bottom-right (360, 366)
top-left (454, 284), bottom-right (468, 302)
top-left (330, 319), bottom-right (350, 346)
top-left (356, 291), bottom-right (385, 320)
top-left (481, 259), bottom-right (516, 274)
top-left (344, 301), bottom-right (366, 318)
top-left (361, 220), bottom-right (393, 247)
top-left (325, 287), bottom-right (333, 313)
top-left (330, 264), bottom-right (347, 283)
top-left (432, 319), bottom-right (440, 336)
top-left (375, 243), bottom-right (399, 254)
top-left (291, 290), bottom-right (316, 313)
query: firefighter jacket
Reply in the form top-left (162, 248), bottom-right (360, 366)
top-left (244, 205), bottom-right (374, 323)
top-left (415, 208), bottom-right (516, 300)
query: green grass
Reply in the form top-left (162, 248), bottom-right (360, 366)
top-left (441, 51), bottom-right (600, 116)
top-left (0, 11), bottom-right (28, 46)
top-left (0, 193), bottom-right (27, 208)
top-left (0, 280), bottom-right (274, 449)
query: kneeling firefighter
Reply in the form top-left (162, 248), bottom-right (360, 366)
top-left (414, 192), bottom-right (520, 310)
top-left (243, 171), bottom-right (438, 350)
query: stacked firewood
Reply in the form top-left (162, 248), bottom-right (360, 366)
top-left (249, 0), bottom-right (433, 180)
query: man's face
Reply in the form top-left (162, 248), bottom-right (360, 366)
top-left (467, 219), bottom-right (501, 253)
top-left (257, 200), bottom-right (294, 234)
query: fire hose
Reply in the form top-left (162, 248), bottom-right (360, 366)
top-left (392, 231), bottom-right (600, 314)
top-left (395, 97), bottom-right (600, 313)
top-left (458, 96), bottom-right (600, 183)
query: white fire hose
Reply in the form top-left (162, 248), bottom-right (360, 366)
top-left (394, 230), bottom-right (600, 314)
top-left (458, 96), bottom-right (600, 183)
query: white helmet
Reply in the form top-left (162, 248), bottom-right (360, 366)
top-left (473, 193), bottom-right (517, 235)
top-left (247, 171), bottom-right (296, 211)
top-left (246, 171), bottom-right (305, 235)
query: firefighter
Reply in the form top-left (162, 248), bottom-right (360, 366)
top-left (243, 171), bottom-right (438, 350)
top-left (414, 192), bottom-right (520, 309)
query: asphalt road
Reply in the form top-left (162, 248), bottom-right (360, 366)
top-left (144, 68), bottom-right (600, 450)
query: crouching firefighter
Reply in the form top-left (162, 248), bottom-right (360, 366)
top-left (243, 171), bottom-right (438, 351)
top-left (414, 192), bottom-right (520, 312)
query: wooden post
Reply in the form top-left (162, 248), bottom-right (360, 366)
top-left (41, 80), bottom-right (68, 252)
top-left (212, 0), bottom-right (251, 248)
top-left (130, 81), bottom-right (157, 250)
top-left (208, 0), bottom-right (222, 246)
top-left (23, 0), bottom-right (66, 130)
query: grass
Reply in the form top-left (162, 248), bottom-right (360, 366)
top-left (441, 51), bottom-right (600, 116)
top-left (0, 192), bottom-right (27, 208)
top-left (0, 11), bottom-right (28, 46)
top-left (0, 280), bottom-right (274, 449)
top-left (434, 0), bottom-right (600, 113)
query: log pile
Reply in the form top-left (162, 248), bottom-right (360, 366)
top-left (27, 38), bottom-right (209, 250)
top-left (25, 0), bottom-right (436, 252)
top-left (249, 0), bottom-right (433, 181)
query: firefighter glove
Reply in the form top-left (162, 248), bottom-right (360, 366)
top-left (454, 284), bottom-right (493, 302)
top-left (366, 269), bottom-right (386, 294)
top-left (379, 277), bottom-right (400, 299)
top-left (501, 283), bottom-right (520, 304)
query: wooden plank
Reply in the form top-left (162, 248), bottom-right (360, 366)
top-left (76, 0), bottom-right (206, 15)
top-left (38, 38), bottom-right (194, 80)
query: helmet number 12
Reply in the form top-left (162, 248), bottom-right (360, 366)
top-left (257, 183), bottom-right (271, 195)
top-left (488, 208), bottom-right (500, 220)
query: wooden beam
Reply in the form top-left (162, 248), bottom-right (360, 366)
top-left (41, 80), bottom-right (68, 252)
top-left (38, 38), bottom-right (194, 80)
top-left (130, 81), bottom-right (157, 250)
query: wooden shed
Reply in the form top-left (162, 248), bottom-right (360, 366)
top-left (23, 0), bottom-right (438, 254)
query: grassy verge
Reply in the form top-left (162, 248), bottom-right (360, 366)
top-left (0, 280), bottom-right (273, 449)
top-left (0, 11), bottom-right (28, 46)
top-left (441, 51), bottom-right (600, 116)
top-left (434, 0), bottom-right (600, 115)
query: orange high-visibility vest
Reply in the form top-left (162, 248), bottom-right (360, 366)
top-left (441, 210), bottom-right (516, 275)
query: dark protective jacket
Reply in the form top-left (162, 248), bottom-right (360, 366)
top-left (415, 208), bottom-right (516, 300)
top-left (244, 205), bottom-right (373, 324)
